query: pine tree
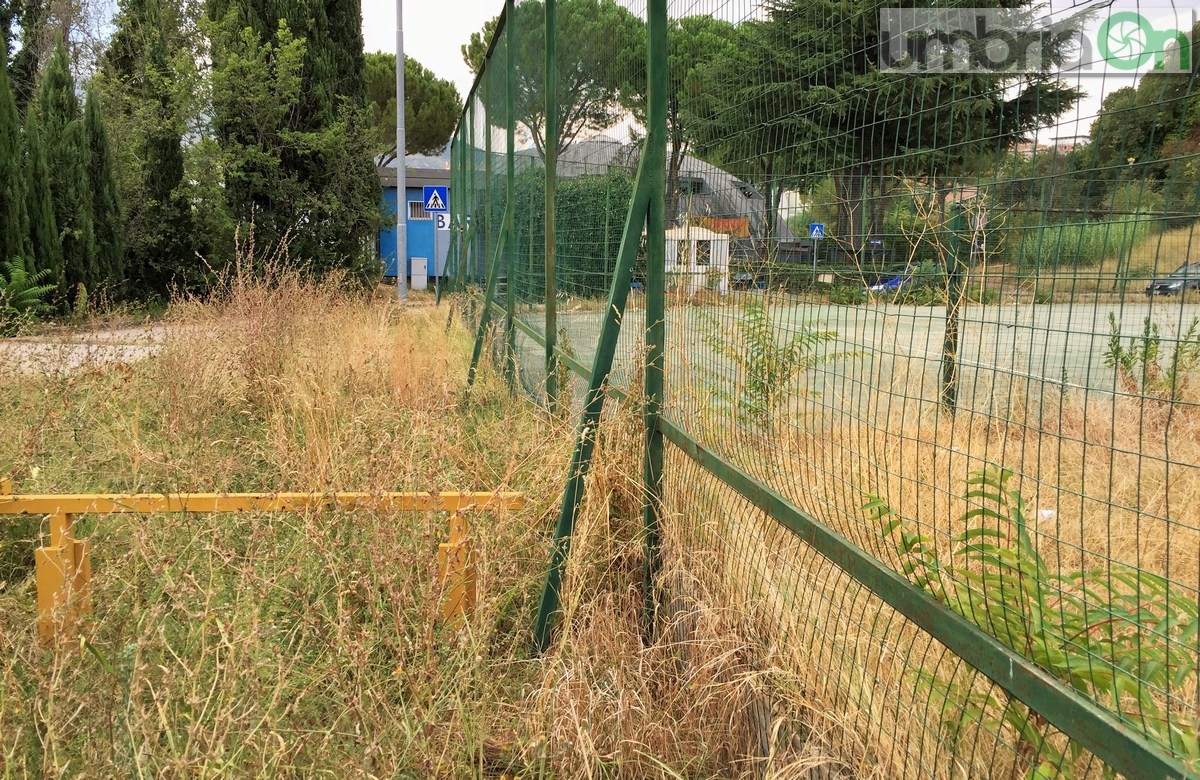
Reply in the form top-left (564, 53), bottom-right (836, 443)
top-left (83, 86), bottom-right (123, 296)
top-left (24, 110), bottom-right (62, 295)
top-left (39, 40), bottom-right (94, 303)
top-left (0, 38), bottom-right (31, 272)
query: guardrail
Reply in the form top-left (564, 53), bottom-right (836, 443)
top-left (0, 477), bottom-right (524, 643)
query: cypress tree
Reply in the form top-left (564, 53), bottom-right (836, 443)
top-left (24, 110), bottom-right (62, 295)
top-left (83, 86), bottom-right (124, 295)
top-left (0, 2), bottom-right (17, 64)
top-left (39, 41), bottom-right (94, 303)
top-left (325, 0), bottom-right (368, 104)
top-left (207, 0), bottom-right (275, 38)
top-left (38, 39), bottom-right (79, 139)
top-left (0, 38), bottom-right (31, 272)
top-left (104, 0), bottom-right (196, 297)
top-left (210, 0), bottom-right (378, 279)
top-left (9, 0), bottom-right (42, 112)
top-left (60, 121), bottom-right (95, 298)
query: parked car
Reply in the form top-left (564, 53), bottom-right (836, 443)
top-left (1145, 262), bottom-right (1200, 295)
top-left (732, 272), bottom-right (766, 290)
top-left (867, 271), bottom-right (914, 293)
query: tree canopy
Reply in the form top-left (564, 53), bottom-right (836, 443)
top-left (684, 0), bottom-right (1081, 244)
top-left (462, 0), bottom-right (644, 158)
top-left (366, 52), bottom-right (459, 160)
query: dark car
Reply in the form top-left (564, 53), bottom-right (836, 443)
top-left (1145, 262), bottom-right (1200, 295)
top-left (732, 272), bottom-right (766, 290)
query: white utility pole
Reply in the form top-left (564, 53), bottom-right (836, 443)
top-left (395, 0), bottom-right (408, 301)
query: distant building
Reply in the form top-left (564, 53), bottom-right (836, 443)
top-left (1014, 136), bottom-right (1090, 159)
top-left (517, 138), bottom-right (792, 241)
top-left (665, 225), bottom-right (731, 295)
top-left (377, 153), bottom-right (451, 285)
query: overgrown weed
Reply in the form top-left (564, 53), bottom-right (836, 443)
top-left (0, 261), bottom-right (844, 778)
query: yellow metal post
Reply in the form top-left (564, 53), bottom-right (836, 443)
top-left (35, 546), bottom-right (67, 644)
top-left (36, 512), bottom-right (77, 643)
top-left (437, 512), bottom-right (476, 622)
top-left (72, 537), bottom-right (92, 623)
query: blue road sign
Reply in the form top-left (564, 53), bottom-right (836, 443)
top-left (809, 223), bottom-right (825, 240)
top-left (423, 186), bottom-right (448, 212)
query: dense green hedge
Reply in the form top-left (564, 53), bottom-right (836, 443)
top-left (472, 164), bottom-right (636, 299)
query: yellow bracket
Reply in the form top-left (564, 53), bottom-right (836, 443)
top-left (1, 484), bottom-right (524, 644)
top-left (437, 513), bottom-right (476, 624)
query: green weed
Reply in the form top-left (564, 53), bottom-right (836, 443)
top-left (0, 261), bottom-right (55, 334)
top-left (702, 298), bottom-right (843, 429)
top-left (1104, 313), bottom-right (1200, 401)
top-left (865, 466), bottom-right (1200, 777)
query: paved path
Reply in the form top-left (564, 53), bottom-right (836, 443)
top-left (0, 323), bottom-right (171, 377)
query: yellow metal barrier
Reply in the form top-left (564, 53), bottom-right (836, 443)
top-left (0, 483), bottom-right (524, 643)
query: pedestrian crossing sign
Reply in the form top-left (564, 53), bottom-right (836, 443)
top-left (423, 186), bottom-right (448, 212)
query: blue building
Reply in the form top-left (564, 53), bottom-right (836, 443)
top-left (377, 154), bottom-right (451, 286)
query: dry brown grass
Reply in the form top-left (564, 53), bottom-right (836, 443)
top-left (7, 242), bottom-right (1197, 777)
top-left (0, 260), bottom-right (861, 778)
top-left (0, 264), bottom-right (580, 777)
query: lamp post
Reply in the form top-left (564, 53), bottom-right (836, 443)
top-left (396, 0), bottom-right (408, 301)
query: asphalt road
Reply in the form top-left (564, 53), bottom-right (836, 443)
top-left (513, 297), bottom-right (1200, 415)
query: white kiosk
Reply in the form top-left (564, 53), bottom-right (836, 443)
top-left (665, 225), bottom-right (731, 295)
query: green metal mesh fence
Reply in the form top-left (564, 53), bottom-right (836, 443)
top-left (450, 0), bottom-right (1200, 775)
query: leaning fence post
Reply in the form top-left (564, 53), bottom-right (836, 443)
top-left (502, 0), bottom-right (518, 390)
top-left (544, 0), bottom-right (559, 414)
top-left (642, 0), bottom-right (668, 643)
top-left (941, 203), bottom-right (968, 413)
top-left (531, 0), bottom-right (665, 654)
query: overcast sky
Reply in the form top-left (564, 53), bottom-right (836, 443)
top-left (356, 0), bottom-right (1192, 145)
top-left (361, 0), bottom-right (496, 101)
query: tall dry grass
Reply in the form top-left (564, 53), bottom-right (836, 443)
top-left (0, 263), bottom-right (584, 777)
top-left (0, 260), bottom-right (857, 778)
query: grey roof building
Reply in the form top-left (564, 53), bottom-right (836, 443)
top-left (516, 138), bottom-right (794, 241)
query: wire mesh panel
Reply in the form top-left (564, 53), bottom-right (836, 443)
top-left (454, 0), bottom-right (1200, 774)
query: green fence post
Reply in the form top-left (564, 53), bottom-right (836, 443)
top-left (484, 66), bottom-right (493, 294)
top-left (544, 0), bottom-right (559, 414)
top-left (642, 0), bottom-right (668, 643)
top-left (941, 203), bottom-right (968, 413)
top-left (531, 168), bottom-right (653, 653)
top-left (457, 100), bottom-right (475, 292)
top-left (467, 205), bottom-right (511, 390)
top-left (531, 5), bottom-right (667, 651)
top-left (438, 134), bottom-right (456, 306)
top-left (504, 0), bottom-right (517, 390)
